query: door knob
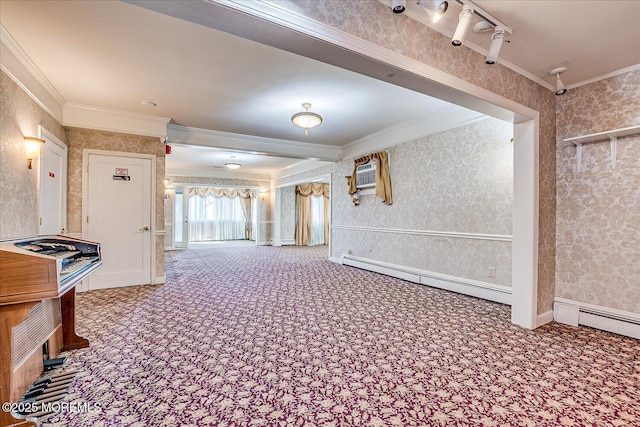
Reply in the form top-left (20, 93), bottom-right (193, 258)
top-left (140, 226), bottom-right (150, 232)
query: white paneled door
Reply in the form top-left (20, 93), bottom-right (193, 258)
top-left (85, 153), bottom-right (152, 290)
top-left (39, 138), bottom-right (66, 235)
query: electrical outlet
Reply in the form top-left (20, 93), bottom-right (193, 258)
top-left (348, 249), bottom-right (353, 255)
top-left (488, 267), bottom-right (496, 279)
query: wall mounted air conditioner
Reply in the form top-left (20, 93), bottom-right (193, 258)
top-left (355, 161), bottom-right (376, 189)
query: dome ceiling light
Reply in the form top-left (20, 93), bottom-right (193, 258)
top-left (224, 155), bottom-right (242, 169)
top-left (291, 103), bottom-right (323, 135)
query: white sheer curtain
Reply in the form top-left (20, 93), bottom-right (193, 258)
top-left (188, 194), bottom-right (246, 241)
top-left (310, 194), bottom-right (325, 246)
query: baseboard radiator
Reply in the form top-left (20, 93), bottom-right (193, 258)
top-left (339, 255), bottom-right (512, 305)
top-left (554, 298), bottom-right (640, 339)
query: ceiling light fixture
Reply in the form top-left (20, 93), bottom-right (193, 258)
top-left (291, 103), bottom-right (323, 135)
top-left (416, 0), bottom-right (449, 23)
top-left (224, 156), bottom-right (242, 169)
top-left (485, 26), bottom-right (505, 64)
top-left (451, 3), bottom-right (473, 46)
top-left (550, 67), bottom-right (568, 96)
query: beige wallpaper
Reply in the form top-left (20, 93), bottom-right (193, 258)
top-left (555, 69), bottom-right (640, 313)
top-left (272, 0), bottom-right (556, 311)
top-left (66, 127), bottom-right (166, 278)
top-left (0, 70), bottom-right (67, 239)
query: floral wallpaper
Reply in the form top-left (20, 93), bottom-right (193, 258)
top-left (65, 127), bottom-right (166, 279)
top-left (555, 69), bottom-right (640, 313)
top-left (339, 118), bottom-right (513, 286)
top-left (276, 118), bottom-right (513, 286)
top-left (271, 0), bottom-right (556, 313)
top-left (0, 71), bottom-right (67, 239)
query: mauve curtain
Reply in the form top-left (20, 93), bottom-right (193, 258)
top-left (295, 183), bottom-right (329, 246)
top-left (347, 151), bottom-right (393, 205)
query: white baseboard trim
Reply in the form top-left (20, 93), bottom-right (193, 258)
top-left (258, 241), bottom-right (270, 246)
top-left (281, 239), bottom-right (295, 246)
top-left (536, 310), bottom-right (554, 328)
top-left (329, 256), bottom-right (343, 264)
top-left (554, 298), bottom-right (640, 339)
top-left (153, 275), bottom-right (166, 285)
top-left (341, 255), bottom-right (512, 305)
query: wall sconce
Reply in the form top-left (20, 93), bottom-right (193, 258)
top-left (164, 178), bottom-right (174, 199)
top-left (24, 136), bottom-right (45, 169)
top-left (259, 189), bottom-right (269, 200)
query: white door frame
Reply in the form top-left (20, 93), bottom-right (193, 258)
top-left (172, 183), bottom-right (261, 246)
top-left (273, 173), bottom-right (332, 258)
top-left (172, 184), bottom-right (189, 249)
top-left (81, 149), bottom-right (157, 286)
top-left (38, 125), bottom-right (67, 235)
top-left (215, 2), bottom-right (541, 329)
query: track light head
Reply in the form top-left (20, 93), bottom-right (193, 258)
top-left (451, 4), bottom-right (473, 46)
top-left (555, 74), bottom-right (567, 96)
top-left (416, 0), bottom-right (449, 23)
top-left (485, 27), bottom-right (505, 65)
top-left (433, 1), bottom-right (448, 22)
top-left (550, 67), bottom-right (568, 96)
top-left (391, 0), bottom-right (406, 14)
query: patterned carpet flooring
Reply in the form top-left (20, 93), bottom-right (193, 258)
top-left (42, 245), bottom-right (639, 426)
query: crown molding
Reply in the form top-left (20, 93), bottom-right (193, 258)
top-left (567, 63), bottom-right (640, 90)
top-left (341, 105), bottom-right (486, 160)
top-left (167, 124), bottom-right (342, 162)
top-left (165, 165), bottom-right (271, 181)
top-left (1, 24), bottom-right (65, 121)
top-left (63, 103), bottom-right (171, 137)
top-left (271, 159), bottom-right (333, 181)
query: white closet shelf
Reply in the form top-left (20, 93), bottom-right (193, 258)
top-left (563, 125), bottom-right (640, 172)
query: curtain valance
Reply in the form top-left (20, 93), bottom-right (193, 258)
top-left (187, 187), bottom-right (253, 240)
top-left (296, 183), bottom-right (329, 198)
top-left (188, 187), bottom-right (253, 199)
top-left (346, 151), bottom-right (393, 205)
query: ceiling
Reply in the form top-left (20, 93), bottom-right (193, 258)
top-left (1, 0), bottom-right (638, 179)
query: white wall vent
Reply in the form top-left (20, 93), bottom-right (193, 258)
top-left (355, 161), bottom-right (376, 189)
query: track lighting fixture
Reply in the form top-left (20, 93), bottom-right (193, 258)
top-left (451, 3), bottom-right (473, 46)
top-left (550, 67), bottom-right (568, 96)
top-left (391, 0), bottom-right (406, 14)
top-left (449, 0), bottom-right (512, 65)
top-left (484, 26), bottom-right (505, 64)
top-left (416, 0), bottom-right (448, 23)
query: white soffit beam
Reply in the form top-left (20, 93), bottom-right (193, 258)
top-left (63, 103), bottom-right (170, 138)
top-left (167, 124), bottom-right (342, 162)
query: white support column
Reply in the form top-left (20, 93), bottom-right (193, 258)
top-left (511, 119), bottom-right (539, 329)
